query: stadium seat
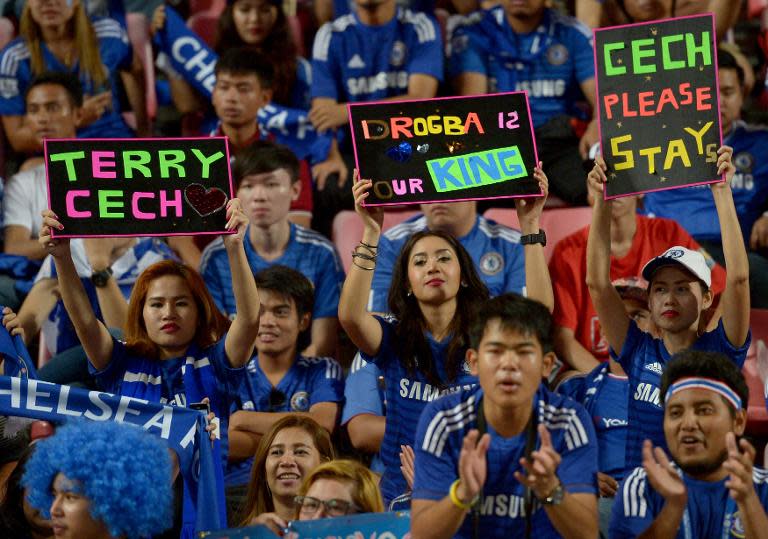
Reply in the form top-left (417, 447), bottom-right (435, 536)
top-left (190, 0), bottom-right (226, 15)
top-left (288, 14), bottom-right (305, 57)
top-left (125, 13), bottom-right (157, 127)
top-left (483, 206), bottom-right (593, 262)
top-left (332, 209), bottom-right (419, 272)
top-left (746, 309), bottom-right (768, 437)
top-left (187, 10), bottom-right (219, 48)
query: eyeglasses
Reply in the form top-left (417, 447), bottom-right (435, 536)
top-left (268, 389), bottom-right (286, 412)
top-left (294, 495), bottom-right (360, 517)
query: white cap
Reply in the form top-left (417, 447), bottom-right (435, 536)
top-left (641, 246), bottom-right (712, 288)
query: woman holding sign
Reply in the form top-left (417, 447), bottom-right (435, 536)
top-left (37, 199), bottom-right (260, 432)
top-left (338, 166), bottom-right (553, 506)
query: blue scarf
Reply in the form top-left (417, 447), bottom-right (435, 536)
top-left (0, 376), bottom-right (226, 537)
top-left (153, 5), bottom-right (332, 163)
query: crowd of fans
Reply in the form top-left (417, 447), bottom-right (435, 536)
top-left (1, 0), bottom-right (768, 538)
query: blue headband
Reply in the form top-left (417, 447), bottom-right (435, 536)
top-left (665, 377), bottom-right (742, 411)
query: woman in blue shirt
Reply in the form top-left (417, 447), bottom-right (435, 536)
top-left (340, 167), bottom-right (553, 504)
top-left (37, 199), bottom-right (260, 426)
top-left (0, 0), bottom-right (146, 153)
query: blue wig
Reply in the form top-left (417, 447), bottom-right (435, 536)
top-left (21, 420), bottom-right (173, 539)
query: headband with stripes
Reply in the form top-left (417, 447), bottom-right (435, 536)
top-left (665, 377), bottom-right (743, 411)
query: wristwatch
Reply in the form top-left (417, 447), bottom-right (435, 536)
top-left (539, 482), bottom-right (565, 505)
top-left (91, 267), bottom-right (113, 288)
top-left (520, 230), bottom-right (547, 246)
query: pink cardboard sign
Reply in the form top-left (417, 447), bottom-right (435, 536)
top-left (44, 137), bottom-right (235, 238)
top-left (348, 92), bottom-right (540, 206)
top-left (593, 13), bottom-right (723, 199)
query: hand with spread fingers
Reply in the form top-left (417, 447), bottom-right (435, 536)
top-left (723, 432), bottom-right (758, 503)
top-left (641, 440), bottom-right (687, 506)
top-left (455, 429), bottom-right (491, 506)
top-left (514, 425), bottom-right (562, 500)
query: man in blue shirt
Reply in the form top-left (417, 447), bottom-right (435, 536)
top-left (642, 48), bottom-right (768, 308)
top-left (610, 349), bottom-right (768, 538)
top-left (199, 141), bottom-right (345, 357)
top-left (227, 265), bottom-right (343, 488)
top-left (308, 0), bottom-right (444, 234)
top-left (448, 0), bottom-right (596, 204)
top-left (370, 201), bottom-right (526, 313)
top-left (411, 294), bottom-right (598, 539)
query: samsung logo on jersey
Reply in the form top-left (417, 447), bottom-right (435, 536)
top-left (633, 383), bottom-right (662, 407)
top-left (398, 379), bottom-right (475, 401)
top-left (515, 79), bottom-right (566, 98)
top-left (479, 494), bottom-right (529, 518)
top-left (347, 71), bottom-right (408, 96)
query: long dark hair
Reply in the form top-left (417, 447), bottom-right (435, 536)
top-left (0, 445), bottom-right (51, 538)
top-left (388, 231), bottom-right (489, 386)
top-left (238, 415), bottom-right (335, 526)
top-left (215, 1), bottom-right (298, 106)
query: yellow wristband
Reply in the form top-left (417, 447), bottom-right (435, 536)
top-left (449, 479), bottom-right (477, 510)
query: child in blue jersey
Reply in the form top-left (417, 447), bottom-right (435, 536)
top-left (610, 349), bottom-right (768, 538)
top-left (37, 200), bottom-right (260, 445)
top-left (641, 49), bottom-right (768, 308)
top-left (0, 0), bottom-right (145, 154)
top-left (340, 165), bottom-right (553, 505)
top-left (226, 266), bottom-right (343, 484)
top-left (370, 201), bottom-right (527, 313)
top-left (448, 0), bottom-right (597, 204)
top-left (411, 294), bottom-right (599, 539)
top-left (200, 141), bottom-right (345, 357)
top-left (586, 148), bottom-right (751, 473)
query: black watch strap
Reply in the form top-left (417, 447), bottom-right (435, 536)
top-left (91, 267), bottom-right (113, 288)
top-left (520, 229), bottom-right (546, 246)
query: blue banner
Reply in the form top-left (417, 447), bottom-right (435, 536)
top-left (0, 376), bottom-right (225, 538)
top-left (203, 511), bottom-right (411, 538)
top-left (153, 6), bottom-right (332, 164)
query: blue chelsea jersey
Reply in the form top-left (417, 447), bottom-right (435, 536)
top-left (199, 223), bottom-right (345, 321)
top-left (0, 18), bottom-right (134, 138)
top-left (611, 465), bottom-right (768, 539)
top-left (448, 7), bottom-right (594, 127)
top-left (613, 320), bottom-right (749, 471)
top-left (414, 384), bottom-right (598, 538)
top-left (370, 214), bottom-right (525, 312)
top-left (362, 315), bottom-right (477, 504)
top-left (311, 8), bottom-right (443, 103)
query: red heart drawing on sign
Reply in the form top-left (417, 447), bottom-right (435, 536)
top-left (184, 184), bottom-right (228, 217)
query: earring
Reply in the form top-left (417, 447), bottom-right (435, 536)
top-left (407, 290), bottom-right (412, 297)
top-left (461, 281), bottom-right (468, 288)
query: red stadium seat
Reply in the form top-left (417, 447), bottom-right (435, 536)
top-left (484, 206), bottom-right (593, 262)
top-left (288, 14), bottom-right (305, 58)
top-left (0, 17), bottom-right (14, 50)
top-left (332, 209), bottom-right (419, 272)
top-left (190, 0), bottom-right (226, 15)
top-left (746, 309), bottom-right (768, 437)
top-left (125, 13), bottom-right (157, 127)
top-left (187, 10), bottom-right (219, 48)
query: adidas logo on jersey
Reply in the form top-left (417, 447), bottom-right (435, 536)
top-left (347, 54), bottom-right (366, 69)
top-left (644, 362), bottom-right (663, 375)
